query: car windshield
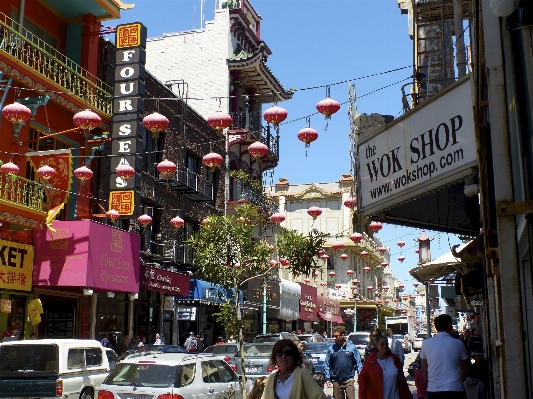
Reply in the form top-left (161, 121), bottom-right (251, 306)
top-left (348, 335), bottom-right (370, 346)
top-left (204, 345), bottom-right (238, 354)
top-left (0, 345), bottom-right (58, 375)
top-left (254, 335), bottom-right (279, 343)
top-left (303, 343), bottom-right (330, 353)
top-left (105, 362), bottom-right (196, 388)
top-left (241, 345), bottom-right (273, 357)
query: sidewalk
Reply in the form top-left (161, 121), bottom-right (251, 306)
top-left (323, 376), bottom-right (418, 398)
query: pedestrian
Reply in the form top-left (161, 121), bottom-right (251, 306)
top-left (215, 336), bottom-right (224, 345)
top-left (184, 332), bottom-right (197, 352)
top-left (227, 335), bottom-right (236, 343)
top-left (324, 325), bottom-right (362, 399)
top-left (119, 336), bottom-right (130, 354)
top-left (386, 328), bottom-right (404, 366)
top-left (364, 327), bottom-right (382, 360)
top-left (420, 314), bottom-right (469, 399)
top-left (415, 367), bottom-right (428, 399)
top-left (130, 335), bottom-right (141, 349)
top-left (323, 331), bottom-right (328, 339)
top-left (260, 338), bottom-right (326, 399)
top-left (358, 336), bottom-right (411, 399)
top-left (463, 365), bottom-right (486, 399)
top-left (196, 335), bottom-right (204, 352)
top-left (139, 335), bottom-right (147, 347)
top-left (153, 333), bottom-right (162, 345)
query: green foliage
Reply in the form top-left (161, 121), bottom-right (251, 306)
top-left (229, 170), bottom-right (262, 190)
top-left (212, 302), bottom-right (237, 337)
top-left (276, 228), bottom-right (329, 277)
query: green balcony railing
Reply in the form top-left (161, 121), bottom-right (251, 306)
top-left (0, 173), bottom-right (45, 213)
top-left (0, 13), bottom-right (112, 116)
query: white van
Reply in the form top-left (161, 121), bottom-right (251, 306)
top-left (0, 339), bottom-right (110, 399)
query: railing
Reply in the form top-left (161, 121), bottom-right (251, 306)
top-left (0, 13), bottom-right (112, 115)
top-left (234, 182), bottom-right (278, 213)
top-left (229, 110), bottom-right (279, 158)
top-left (0, 173), bottom-right (45, 212)
top-left (176, 167), bottom-right (213, 200)
top-left (151, 241), bottom-right (195, 265)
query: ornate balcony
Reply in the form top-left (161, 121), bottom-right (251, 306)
top-left (0, 174), bottom-right (46, 229)
top-left (150, 241), bottom-right (195, 267)
top-left (231, 182), bottom-right (278, 214)
top-left (0, 13), bottom-right (112, 115)
top-left (152, 164), bottom-right (213, 202)
top-left (229, 110), bottom-right (279, 158)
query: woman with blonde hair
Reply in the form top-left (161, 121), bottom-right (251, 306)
top-left (261, 339), bottom-right (325, 399)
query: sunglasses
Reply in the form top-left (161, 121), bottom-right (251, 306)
top-left (275, 350), bottom-right (293, 357)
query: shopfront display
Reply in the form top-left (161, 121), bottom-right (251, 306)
top-left (298, 283), bottom-right (317, 323)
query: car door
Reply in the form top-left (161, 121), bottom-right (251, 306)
top-left (200, 359), bottom-right (242, 399)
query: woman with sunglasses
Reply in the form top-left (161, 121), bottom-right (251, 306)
top-left (261, 339), bottom-right (326, 399)
top-left (358, 336), bottom-right (411, 399)
top-left (364, 328), bottom-right (382, 360)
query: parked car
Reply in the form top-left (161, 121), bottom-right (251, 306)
top-left (96, 352), bottom-right (242, 399)
top-left (347, 332), bottom-right (371, 360)
top-left (324, 337), bottom-right (335, 344)
top-left (413, 332), bottom-right (428, 351)
top-left (393, 334), bottom-right (412, 354)
top-left (117, 344), bottom-right (187, 363)
top-left (234, 343), bottom-right (276, 383)
top-left (0, 339), bottom-right (110, 399)
top-left (303, 342), bottom-right (330, 376)
top-left (203, 343), bottom-right (239, 371)
top-left (297, 333), bottom-right (325, 343)
top-left (254, 332), bottom-right (299, 343)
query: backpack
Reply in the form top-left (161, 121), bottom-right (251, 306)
top-left (187, 338), bottom-right (197, 351)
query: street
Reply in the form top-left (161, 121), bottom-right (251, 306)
top-left (322, 351), bottom-right (419, 399)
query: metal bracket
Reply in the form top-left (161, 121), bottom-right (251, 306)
top-left (497, 200), bottom-right (533, 216)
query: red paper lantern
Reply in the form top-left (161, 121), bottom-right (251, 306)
top-left (399, 284), bottom-right (405, 289)
top-left (248, 141), bottom-right (269, 158)
top-left (335, 284), bottom-right (342, 289)
top-left (263, 105), bottom-right (288, 126)
top-left (381, 261), bottom-right (389, 268)
top-left (394, 298), bottom-right (399, 303)
top-left (207, 110), bottom-right (232, 133)
top-left (377, 299), bottom-right (382, 304)
top-left (307, 206), bottom-right (322, 218)
top-left (367, 286), bottom-right (374, 291)
top-left (313, 272), bottom-right (319, 278)
top-left (320, 254), bottom-right (329, 261)
top-left (0, 161), bottom-right (19, 176)
top-left (37, 165), bottom-right (56, 181)
top-left (170, 216), bottom-right (185, 230)
top-left (398, 256), bottom-right (406, 262)
top-left (363, 266), bottom-right (370, 273)
top-left (369, 221), bottom-right (381, 232)
top-left (304, 278), bottom-right (311, 284)
top-left (73, 166), bottom-right (94, 182)
top-left (73, 109), bottom-right (102, 136)
top-left (319, 249), bottom-right (326, 256)
top-left (346, 270), bottom-right (354, 276)
top-left (420, 292), bottom-right (425, 297)
top-left (349, 233), bottom-right (363, 243)
top-left (316, 97), bottom-right (341, 119)
top-left (157, 159), bottom-right (177, 179)
top-left (269, 260), bottom-right (278, 266)
top-left (403, 296), bottom-right (409, 301)
top-left (142, 112), bottom-right (169, 139)
top-left (116, 164), bottom-right (135, 181)
top-left (202, 152), bottom-right (223, 172)
top-left (383, 286), bottom-right (390, 291)
top-left (270, 212), bottom-right (285, 224)
top-left (340, 253), bottom-right (348, 261)
top-left (359, 251), bottom-right (369, 258)
top-left (351, 285), bottom-right (358, 291)
top-left (378, 247), bottom-right (387, 254)
top-left (332, 241), bottom-right (344, 250)
top-left (138, 214), bottom-right (152, 227)
top-left (343, 197), bottom-right (357, 209)
top-left (385, 299), bottom-right (390, 304)
top-left (106, 209), bottom-right (120, 222)
top-left (397, 240), bottom-right (405, 248)
top-left (328, 271), bottom-right (336, 277)
top-left (297, 127), bottom-right (318, 148)
top-left (415, 249), bottom-right (420, 254)
top-left (2, 102), bottom-right (32, 126)
top-left (413, 283), bottom-right (419, 287)
top-left (320, 281), bottom-right (327, 287)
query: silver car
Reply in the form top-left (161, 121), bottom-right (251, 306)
top-left (234, 343), bottom-right (276, 383)
top-left (96, 352), bottom-right (243, 399)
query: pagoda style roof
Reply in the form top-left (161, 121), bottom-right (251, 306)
top-left (227, 43), bottom-right (293, 102)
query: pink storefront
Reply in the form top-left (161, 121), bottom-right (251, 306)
top-left (33, 220), bottom-right (140, 341)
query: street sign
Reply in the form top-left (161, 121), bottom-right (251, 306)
top-left (445, 306), bottom-right (456, 316)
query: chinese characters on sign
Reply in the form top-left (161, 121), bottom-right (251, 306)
top-left (0, 240), bottom-right (33, 291)
top-left (110, 23), bottom-right (147, 217)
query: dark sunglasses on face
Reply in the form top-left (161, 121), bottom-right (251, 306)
top-left (276, 350), bottom-right (293, 357)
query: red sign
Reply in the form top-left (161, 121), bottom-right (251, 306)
top-left (298, 283), bottom-right (317, 322)
top-left (317, 295), bottom-right (342, 323)
top-left (140, 266), bottom-right (190, 296)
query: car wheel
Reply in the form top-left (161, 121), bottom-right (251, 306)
top-left (80, 388), bottom-right (94, 399)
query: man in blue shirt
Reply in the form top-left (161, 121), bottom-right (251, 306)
top-left (325, 326), bottom-right (362, 399)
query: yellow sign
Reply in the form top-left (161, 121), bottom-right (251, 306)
top-left (0, 240), bottom-right (33, 291)
top-left (109, 190), bottom-right (135, 215)
top-left (116, 23), bottom-right (142, 48)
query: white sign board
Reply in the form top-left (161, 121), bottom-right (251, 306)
top-left (445, 306), bottom-right (456, 316)
top-left (177, 306), bottom-right (197, 321)
top-left (357, 77), bottom-right (477, 215)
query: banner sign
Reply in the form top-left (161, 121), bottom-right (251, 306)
top-left (357, 77), bottom-right (477, 215)
top-left (177, 306), bottom-right (197, 320)
top-left (110, 23), bottom-right (147, 217)
top-left (0, 239), bottom-right (33, 291)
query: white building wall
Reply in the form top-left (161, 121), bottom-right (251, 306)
top-left (145, 9), bottom-right (232, 119)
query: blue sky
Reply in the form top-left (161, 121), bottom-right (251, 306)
top-left (111, 0), bottom-right (463, 295)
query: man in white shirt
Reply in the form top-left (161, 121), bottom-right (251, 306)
top-left (420, 314), bottom-right (469, 399)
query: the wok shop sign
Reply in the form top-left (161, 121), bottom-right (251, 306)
top-left (357, 77), bottom-right (477, 215)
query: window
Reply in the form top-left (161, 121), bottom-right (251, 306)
top-left (175, 363), bottom-right (196, 387)
top-left (67, 348), bottom-right (103, 369)
top-left (201, 360), bottom-right (237, 383)
top-left (85, 348), bottom-right (103, 367)
top-left (0, 345), bottom-right (58, 373)
top-left (106, 363), bottom-right (177, 388)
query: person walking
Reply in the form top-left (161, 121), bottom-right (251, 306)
top-left (324, 326), bottom-right (363, 399)
top-left (358, 336), bottom-right (411, 399)
top-left (184, 332), bottom-right (197, 352)
top-left (153, 333), bottom-right (162, 345)
top-left (261, 339), bottom-right (325, 399)
top-left (364, 327), bottom-right (382, 360)
top-left (387, 328), bottom-right (405, 366)
top-left (420, 314), bottom-right (469, 399)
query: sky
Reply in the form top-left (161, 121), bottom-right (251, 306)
top-left (110, 0), bottom-right (463, 297)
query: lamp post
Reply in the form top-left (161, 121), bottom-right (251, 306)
top-left (262, 278), bottom-right (267, 334)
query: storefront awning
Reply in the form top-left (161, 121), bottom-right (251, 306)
top-left (140, 265), bottom-right (190, 296)
top-left (318, 312), bottom-right (343, 324)
top-left (317, 295), bottom-right (341, 323)
top-left (33, 220), bottom-right (140, 293)
top-left (177, 279), bottom-right (243, 306)
top-left (279, 279), bottom-right (300, 321)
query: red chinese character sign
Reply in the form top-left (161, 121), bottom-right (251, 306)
top-left (111, 23), bottom-right (147, 218)
top-left (0, 239), bottom-right (33, 291)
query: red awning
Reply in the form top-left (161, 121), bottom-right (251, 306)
top-left (318, 312), bottom-right (343, 323)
